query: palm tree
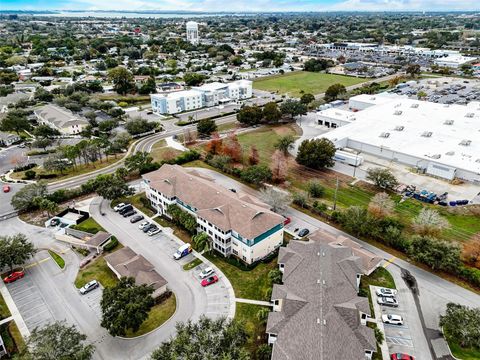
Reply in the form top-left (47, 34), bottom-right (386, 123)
top-left (274, 135), bottom-right (295, 155)
top-left (256, 308), bottom-right (270, 323)
top-left (193, 233), bottom-right (211, 254)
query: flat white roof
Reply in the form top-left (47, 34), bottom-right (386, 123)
top-left (151, 90), bottom-right (201, 100)
top-left (349, 93), bottom-right (406, 107)
top-left (317, 108), bottom-right (357, 122)
top-left (323, 96), bottom-right (480, 174)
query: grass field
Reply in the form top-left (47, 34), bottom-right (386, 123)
top-left (71, 217), bottom-right (106, 234)
top-left (182, 258), bottom-right (203, 271)
top-left (150, 144), bottom-right (182, 163)
top-left (204, 252), bottom-right (277, 301)
top-left (237, 125), bottom-right (298, 164)
top-left (74, 256), bottom-right (119, 289)
top-left (48, 250), bottom-right (65, 269)
top-left (0, 293), bottom-right (11, 320)
top-left (125, 294), bottom-right (177, 338)
top-left (446, 337), bottom-right (480, 360)
top-left (253, 71), bottom-right (369, 97)
top-left (235, 303), bottom-right (269, 356)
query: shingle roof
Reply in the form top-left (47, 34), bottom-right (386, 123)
top-left (104, 247), bottom-right (167, 291)
top-left (85, 231), bottom-right (112, 247)
top-left (267, 229), bottom-right (381, 360)
top-left (143, 164), bottom-right (283, 240)
top-left (34, 104), bottom-right (88, 129)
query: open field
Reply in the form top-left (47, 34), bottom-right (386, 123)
top-left (253, 71), bottom-right (369, 97)
top-left (0, 293), bottom-right (11, 320)
top-left (204, 252), bottom-right (277, 301)
top-left (446, 337), bottom-right (480, 360)
top-left (74, 256), bottom-right (119, 289)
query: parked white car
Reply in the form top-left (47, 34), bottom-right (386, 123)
top-left (79, 280), bottom-right (99, 295)
top-left (138, 221), bottom-right (150, 230)
top-left (377, 297), bottom-right (399, 307)
top-left (382, 314), bottom-right (404, 325)
top-left (199, 267), bottom-right (215, 279)
top-left (376, 287), bottom-right (398, 298)
top-left (147, 227), bottom-right (161, 236)
top-left (114, 203), bottom-right (127, 212)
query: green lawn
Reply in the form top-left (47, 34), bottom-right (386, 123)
top-left (0, 293), bottom-right (11, 320)
top-left (74, 256), bottom-right (119, 289)
top-left (125, 293), bottom-right (177, 338)
top-left (150, 142), bottom-right (182, 163)
top-left (237, 125), bottom-right (298, 164)
top-left (71, 217), bottom-right (106, 234)
top-left (183, 258), bottom-right (203, 271)
top-left (253, 71), bottom-right (369, 97)
top-left (48, 250), bottom-right (65, 269)
top-left (359, 267), bottom-right (396, 317)
top-left (154, 217), bottom-right (192, 244)
top-left (446, 337), bottom-right (480, 360)
top-left (204, 252), bottom-right (277, 301)
top-left (235, 303), bottom-right (269, 356)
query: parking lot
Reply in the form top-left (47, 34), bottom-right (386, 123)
top-left (372, 285), bottom-right (418, 359)
top-left (80, 284), bottom-right (103, 320)
top-left (390, 77), bottom-right (480, 105)
top-left (5, 254), bottom-right (56, 331)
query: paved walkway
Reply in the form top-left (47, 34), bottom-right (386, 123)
top-left (0, 316), bottom-right (13, 326)
top-left (165, 136), bottom-right (188, 152)
top-left (0, 280), bottom-right (30, 337)
top-left (235, 298), bottom-right (272, 307)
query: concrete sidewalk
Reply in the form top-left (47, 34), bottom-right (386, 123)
top-left (235, 298), bottom-right (272, 307)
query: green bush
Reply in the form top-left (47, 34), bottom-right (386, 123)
top-left (103, 237), bottom-right (119, 252)
top-left (23, 169), bottom-right (36, 180)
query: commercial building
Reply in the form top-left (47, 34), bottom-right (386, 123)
top-left (143, 164), bottom-right (284, 264)
top-left (433, 54), bottom-right (477, 69)
top-left (186, 21), bottom-right (199, 45)
top-left (266, 229), bottom-right (382, 360)
top-left (105, 247), bottom-right (168, 299)
top-left (319, 94), bottom-right (480, 182)
top-left (0, 132), bottom-right (20, 146)
top-left (150, 80), bottom-right (252, 115)
top-left (34, 104), bottom-right (89, 135)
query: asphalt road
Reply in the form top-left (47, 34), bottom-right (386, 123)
top-left (1, 205), bottom-right (234, 360)
top-left (188, 167), bottom-right (480, 360)
top-left (47, 114), bottom-right (238, 192)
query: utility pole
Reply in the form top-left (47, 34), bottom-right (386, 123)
top-left (333, 177), bottom-right (339, 210)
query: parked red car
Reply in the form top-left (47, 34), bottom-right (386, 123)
top-left (201, 275), bottom-right (219, 287)
top-left (391, 354), bottom-right (414, 360)
top-left (283, 217), bottom-right (291, 225)
top-left (3, 270), bottom-right (25, 284)
top-left (3, 185), bottom-right (11, 193)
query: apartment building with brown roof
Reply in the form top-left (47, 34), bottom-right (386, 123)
top-left (142, 164), bottom-right (284, 264)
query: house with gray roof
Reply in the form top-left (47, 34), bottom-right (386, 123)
top-left (143, 164), bottom-right (284, 264)
top-left (34, 104), bottom-right (88, 135)
top-left (105, 246), bottom-right (168, 299)
top-left (266, 229), bottom-right (383, 360)
top-left (0, 132), bottom-right (20, 146)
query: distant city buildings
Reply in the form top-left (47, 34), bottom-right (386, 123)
top-left (186, 21), bottom-right (199, 45)
top-left (150, 80), bottom-right (252, 115)
top-left (143, 164), bottom-right (284, 264)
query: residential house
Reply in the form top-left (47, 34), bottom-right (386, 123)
top-left (104, 246), bottom-right (168, 299)
top-left (143, 164), bottom-right (284, 264)
top-left (34, 104), bottom-right (89, 135)
top-left (266, 229), bottom-right (383, 360)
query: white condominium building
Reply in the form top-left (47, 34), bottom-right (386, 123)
top-left (186, 21), bottom-right (199, 45)
top-left (143, 164), bottom-right (285, 264)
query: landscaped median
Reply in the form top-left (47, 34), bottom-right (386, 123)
top-left (48, 249), bottom-right (65, 269)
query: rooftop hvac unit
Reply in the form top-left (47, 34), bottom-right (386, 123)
top-left (421, 131), bottom-right (433, 137)
top-left (411, 103), bottom-right (419, 108)
top-left (476, 159), bottom-right (480, 163)
top-left (394, 126), bottom-right (404, 131)
top-left (394, 110), bottom-right (403, 115)
top-left (445, 151), bottom-right (455, 156)
top-left (380, 132), bottom-right (390, 138)
top-left (465, 113), bottom-right (474, 118)
top-left (443, 120), bottom-right (454, 125)
top-left (431, 154), bottom-right (441, 159)
top-left (459, 139), bottom-right (472, 146)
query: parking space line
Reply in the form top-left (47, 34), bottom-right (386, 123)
top-left (25, 257), bottom-right (51, 269)
top-left (23, 308), bottom-right (50, 321)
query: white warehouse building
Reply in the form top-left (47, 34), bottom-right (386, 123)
top-left (319, 94), bottom-right (480, 183)
top-left (151, 80), bottom-right (252, 115)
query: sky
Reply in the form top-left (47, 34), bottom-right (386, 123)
top-left (1, 0), bottom-right (479, 12)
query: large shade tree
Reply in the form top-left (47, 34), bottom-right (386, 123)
top-left (0, 233), bottom-right (36, 273)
